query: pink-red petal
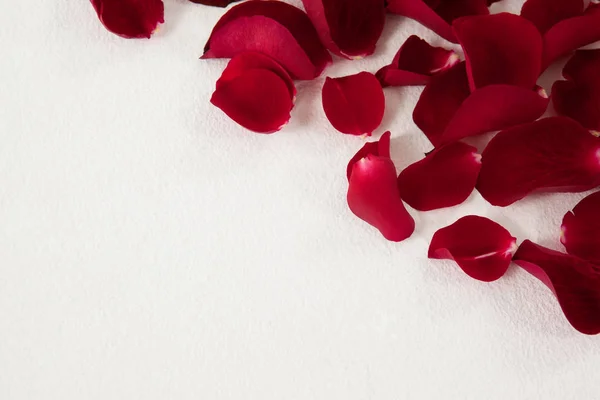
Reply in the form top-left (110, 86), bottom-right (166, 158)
top-left (428, 216), bottom-right (517, 282)
top-left (477, 117), bottom-right (600, 207)
top-left (513, 240), bottom-right (600, 335)
top-left (397, 142), bottom-right (481, 211)
top-left (520, 0), bottom-right (584, 35)
top-left (562, 49), bottom-right (600, 83)
top-left (322, 72), bottom-right (385, 136)
top-left (552, 80), bottom-right (600, 133)
top-left (90, 0), bottom-right (164, 38)
top-left (346, 131), bottom-right (391, 180)
top-left (561, 191), bottom-right (600, 264)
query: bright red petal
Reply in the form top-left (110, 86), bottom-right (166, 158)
top-left (397, 142), bottom-right (481, 211)
top-left (346, 131), bottom-right (391, 180)
top-left (561, 191), bottom-right (600, 264)
top-left (477, 117), bottom-right (600, 207)
top-left (322, 72), bottom-right (385, 136)
top-left (202, 0), bottom-right (332, 79)
top-left (513, 240), bottom-right (600, 335)
top-left (428, 216), bottom-right (517, 282)
top-left (552, 80), bottom-right (600, 133)
top-left (189, 0), bottom-right (240, 6)
top-left (90, 0), bottom-right (164, 38)
top-left (520, 0), bottom-right (584, 34)
top-left (453, 13), bottom-right (543, 91)
top-left (562, 49), bottom-right (600, 83)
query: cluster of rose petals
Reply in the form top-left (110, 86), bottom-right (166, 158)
top-left (90, 0), bottom-right (164, 38)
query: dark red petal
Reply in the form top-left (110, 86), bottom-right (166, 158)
top-left (561, 191), bottom-right (600, 264)
top-left (375, 35), bottom-right (460, 87)
top-left (453, 13), bottom-right (543, 91)
top-left (202, 0), bottom-right (332, 80)
top-left (301, 0), bottom-right (385, 58)
top-left (520, 0), bottom-right (584, 34)
top-left (487, 0), bottom-right (502, 5)
top-left (552, 80), bottom-right (600, 133)
top-left (543, 3), bottom-right (600, 68)
top-left (428, 216), bottom-right (517, 282)
top-left (562, 49), bottom-right (600, 83)
top-left (477, 117), bottom-right (600, 207)
top-left (513, 240), bottom-right (600, 335)
top-left (397, 142), bottom-right (481, 211)
top-left (346, 131), bottom-right (391, 180)
top-left (189, 0), bottom-right (240, 6)
top-left (211, 69), bottom-right (293, 133)
top-left (90, 0), bottom-right (164, 38)
top-left (322, 72), bottom-right (385, 136)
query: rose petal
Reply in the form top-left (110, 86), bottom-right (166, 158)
top-left (375, 35), bottom-right (460, 87)
top-left (520, 0), bottom-right (584, 34)
top-left (562, 49), bottom-right (600, 83)
top-left (346, 131), bottom-right (391, 180)
top-left (453, 13), bottom-right (543, 91)
top-left (561, 191), bottom-right (600, 264)
top-left (322, 72), bottom-right (385, 136)
top-left (428, 216), bottom-right (517, 282)
top-left (477, 117), bottom-right (600, 207)
top-left (397, 142), bottom-right (481, 211)
top-left (513, 240), bottom-right (600, 335)
top-left (202, 0), bottom-right (332, 80)
top-left (211, 68), bottom-right (293, 133)
top-left (348, 134), bottom-right (415, 242)
top-left (189, 0), bottom-right (240, 6)
top-left (90, 0), bottom-right (164, 38)
top-left (301, 0), bottom-right (385, 58)
top-left (552, 80), bottom-right (600, 133)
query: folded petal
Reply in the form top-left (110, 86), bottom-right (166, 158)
top-left (453, 13), bottom-right (543, 91)
top-left (561, 191), bottom-right (600, 264)
top-left (202, 0), bottom-right (332, 79)
top-left (428, 216), bottom-right (517, 282)
top-left (562, 49), bottom-right (600, 83)
top-left (513, 240), bottom-right (600, 335)
top-left (520, 0), bottom-right (584, 34)
top-left (552, 80), bottom-right (600, 133)
top-left (346, 131), bottom-right (391, 180)
top-left (397, 142), bottom-right (481, 211)
top-left (301, 0), bottom-right (385, 58)
top-left (90, 0), bottom-right (164, 38)
top-left (477, 117), bottom-right (600, 207)
top-left (322, 72), bottom-right (385, 136)
top-left (189, 0), bottom-right (240, 6)
top-left (375, 35), bottom-right (460, 87)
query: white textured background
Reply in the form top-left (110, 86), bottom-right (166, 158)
top-left (1, 0), bottom-right (600, 399)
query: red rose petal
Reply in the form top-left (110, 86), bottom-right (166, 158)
top-left (190, 0), bottom-right (240, 6)
top-left (563, 49), bottom-right (600, 83)
top-left (561, 191), bottom-right (600, 264)
top-left (520, 0), bottom-right (584, 34)
top-left (477, 117), bottom-right (600, 207)
top-left (346, 131), bottom-right (391, 180)
top-left (322, 72), bottom-right (385, 136)
top-left (428, 216), bottom-right (517, 282)
top-left (202, 0), bottom-right (332, 80)
top-left (453, 13), bottom-right (543, 91)
top-left (301, 0), bottom-right (385, 58)
top-left (513, 240), bottom-right (600, 335)
top-left (347, 133), bottom-right (415, 242)
top-left (397, 142), bottom-right (481, 211)
top-left (375, 35), bottom-right (460, 87)
top-left (552, 80), bottom-right (600, 133)
top-left (90, 0), bottom-right (164, 38)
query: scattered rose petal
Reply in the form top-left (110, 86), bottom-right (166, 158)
top-left (513, 240), bottom-right (600, 335)
top-left (190, 0), bottom-right (240, 6)
top-left (552, 80), bottom-right (600, 132)
top-left (520, 0), bottom-right (583, 34)
top-left (347, 132), bottom-right (415, 242)
top-left (301, 0), bottom-right (385, 58)
top-left (202, 0), bottom-right (332, 79)
top-left (453, 13), bottom-right (543, 91)
top-left (428, 216), bottom-right (517, 282)
top-left (562, 49), bottom-right (600, 83)
top-left (375, 35), bottom-right (460, 87)
top-left (346, 131), bottom-right (391, 180)
top-left (397, 142), bottom-right (481, 211)
top-left (477, 117), bottom-right (600, 207)
top-left (322, 72), bottom-right (385, 136)
top-left (561, 191), bottom-right (600, 264)
top-left (90, 0), bottom-right (164, 38)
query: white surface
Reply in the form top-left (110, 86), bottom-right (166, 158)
top-left (1, 1), bottom-right (600, 399)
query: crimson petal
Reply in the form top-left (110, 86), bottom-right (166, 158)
top-left (322, 72), bottom-right (385, 136)
top-left (477, 117), bottom-right (600, 207)
top-left (397, 142), bottom-right (481, 211)
top-left (520, 0), bottom-right (583, 35)
top-left (202, 0), bottom-right (332, 80)
top-left (513, 240), bottom-right (600, 335)
top-left (561, 191), bottom-right (600, 264)
top-left (563, 49), bottom-right (600, 83)
top-left (375, 35), bottom-right (459, 87)
top-left (189, 0), bottom-right (240, 6)
top-left (346, 131), bottom-right (391, 180)
top-left (301, 0), bottom-right (385, 58)
top-left (428, 216), bottom-right (517, 282)
top-left (90, 0), bottom-right (164, 38)
top-left (552, 80), bottom-right (600, 133)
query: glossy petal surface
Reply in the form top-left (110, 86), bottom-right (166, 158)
top-left (91, 0), bottom-right (164, 38)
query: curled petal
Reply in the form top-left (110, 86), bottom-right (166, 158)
top-left (375, 35), bottom-right (460, 87)
top-left (453, 13), bottom-right (543, 91)
top-left (562, 49), bottom-right (600, 83)
top-left (346, 131), bottom-right (391, 180)
top-left (520, 0), bottom-right (583, 34)
top-left (90, 0), bottom-right (164, 38)
top-left (397, 142), bottom-right (481, 211)
top-left (189, 0), bottom-right (240, 6)
top-left (561, 191), bottom-right (600, 264)
top-left (301, 0), bottom-right (385, 58)
top-left (552, 80), bottom-right (600, 132)
top-left (428, 216), bottom-right (517, 282)
top-left (322, 72), bottom-right (385, 136)
top-left (513, 240), bottom-right (600, 335)
top-left (477, 117), bottom-right (600, 207)
top-left (202, 0), bottom-right (332, 79)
